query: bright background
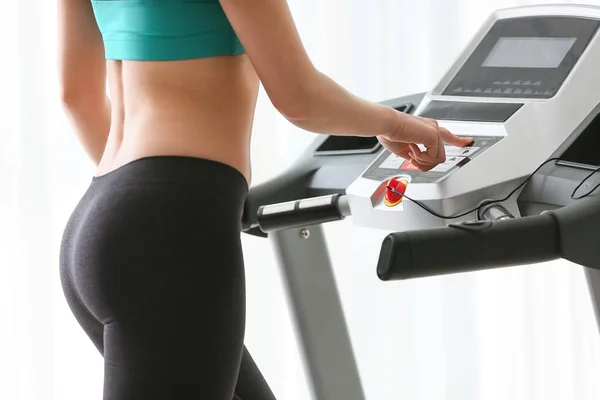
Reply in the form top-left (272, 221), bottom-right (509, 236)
top-left (2, 0), bottom-right (600, 399)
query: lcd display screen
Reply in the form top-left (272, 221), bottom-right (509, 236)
top-left (482, 37), bottom-right (577, 68)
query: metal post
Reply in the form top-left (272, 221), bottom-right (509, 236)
top-left (270, 225), bottom-right (366, 400)
top-left (584, 268), bottom-right (600, 334)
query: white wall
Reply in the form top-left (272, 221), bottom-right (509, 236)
top-left (1, 0), bottom-right (600, 399)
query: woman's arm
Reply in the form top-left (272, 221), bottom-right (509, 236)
top-left (220, 0), bottom-right (472, 170)
top-left (57, 0), bottom-right (111, 165)
top-left (220, 0), bottom-right (396, 136)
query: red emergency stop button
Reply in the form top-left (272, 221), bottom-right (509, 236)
top-left (384, 177), bottom-right (408, 207)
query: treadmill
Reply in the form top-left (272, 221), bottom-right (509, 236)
top-left (242, 4), bottom-right (600, 400)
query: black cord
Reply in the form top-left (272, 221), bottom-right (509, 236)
top-left (571, 165), bottom-right (600, 200)
top-left (385, 157), bottom-right (562, 220)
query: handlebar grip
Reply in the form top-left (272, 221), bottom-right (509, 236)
top-left (258, 194), bottom-right (348, 233)
top-left (377, 214), bottom-right (561, 281)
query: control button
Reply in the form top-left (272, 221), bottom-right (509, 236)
top-left (453, 87), bottom-right (463, 93)
top-left (514, 88), bottom-right (523, 94)
top-left (533, 81), bottom-right (542, 86)
top-left (502, 80), bottom-right (511, 85)
top-left (513, 80), bottom-right (522, 85)
top-left (524, 89), bottom-right (533, 94)
top-left (493, 88), bottom-right (502, 93)
top-left (474, 88), bottom-right (482, 93)
top-left (504, 88), bottom-right (512, 94)
top-left (445, 146), bottom-right (480, 157)
top-left (384, 177), bottom-right (408, 207)
top-left (464, 88), bottom-right (472, 93)
top-left (430, 156), bottom-right (466, 173)
top-left (492, 81), bottom-right (502, 85)
top-left (379, 154), bottom-right (405, 170)
top-left (484, 88), bottom-right (492, 93)
top-left (533, 90), bottom-right (543, 95)
top-left (544, 90), bottom-right (554, 95)
top-left (523, 80), bottom-right (532, 85)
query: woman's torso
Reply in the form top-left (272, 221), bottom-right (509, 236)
top-left (93, 0), bottom-right (259, 184)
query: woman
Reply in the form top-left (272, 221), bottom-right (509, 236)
top-left (57, 0), bottom-right (473, 398)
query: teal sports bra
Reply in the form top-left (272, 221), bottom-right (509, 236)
top-left (91, 0), bottom-right (245, 61)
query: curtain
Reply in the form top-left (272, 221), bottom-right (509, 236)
top-left (1, 0), bottom-right (599, 399)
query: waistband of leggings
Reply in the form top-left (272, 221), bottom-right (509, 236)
top-left (91, 156), bottom-right (248, 194)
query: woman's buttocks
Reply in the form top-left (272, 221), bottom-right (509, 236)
top-left (61, 157), bottom-right (249, 324)
top-left (98, 55), bottom-right (260, 185)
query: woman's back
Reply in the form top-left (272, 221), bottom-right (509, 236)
top-left (93, 0), bottom-right (259, 182)
top-left (101, 56), bottom-right (259, 183)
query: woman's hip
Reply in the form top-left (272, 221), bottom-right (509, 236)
top-left (60, 155), bottom-right (249, 320)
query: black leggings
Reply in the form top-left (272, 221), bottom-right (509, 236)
top-left (59, 156), bottom-right (276, 400)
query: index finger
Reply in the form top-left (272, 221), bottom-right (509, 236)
top-left (439, 127), bottom-right (474, 147)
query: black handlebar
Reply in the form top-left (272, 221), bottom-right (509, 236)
top-left (377, 214), bottom-right (561, 281)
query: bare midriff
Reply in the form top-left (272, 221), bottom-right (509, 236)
top-left (97, 54), bottom-right (260, 185)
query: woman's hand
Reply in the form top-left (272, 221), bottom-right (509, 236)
top-left (378, 112), bottom-right (473, 171)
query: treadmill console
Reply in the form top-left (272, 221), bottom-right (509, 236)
top-left (346, 5), bottom-right (600, 231)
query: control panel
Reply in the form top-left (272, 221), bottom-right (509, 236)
top-left (362, 136), bottom-right (503, 184)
